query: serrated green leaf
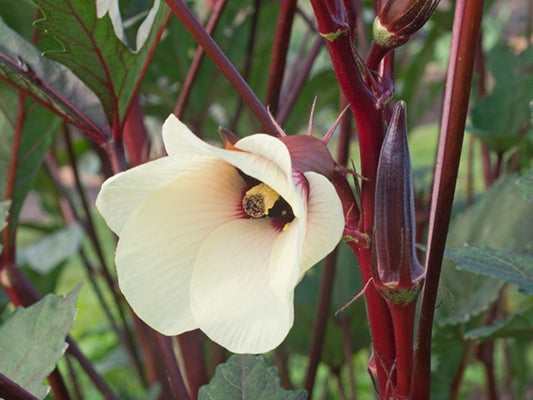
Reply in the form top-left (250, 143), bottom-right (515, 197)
top-left (33, 0), bottom-right (167, 124)
top-left (0, 18), bottom-right (111, 141)
top-left (446, 245), bottom-right (533, 295)
top-left (437, 175), bottom-right (533, 325)
top-left (198, 355), bottom-right (307, 400)
top-left (0, 85), bottom-right (59, 230)
top-left (17, 223), bottom-right (84, 274)
top-left (0, 287), bottom-right (80, 399)
top-left (464, 304), bottom-right (533, 340)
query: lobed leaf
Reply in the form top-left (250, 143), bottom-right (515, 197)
top-left (198, 354), bottom-right (307, 400)
top-left (0, 18), bottom-right (111, 143)
top-left (32, 0), bottom-right (168, 126)
top-left (0, 287), bottom-right (80, 399)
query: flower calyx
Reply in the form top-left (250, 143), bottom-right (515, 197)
top-left (373, 0), bottom-right (440, 49)
top-left (372, 101), bottom-right (424, 305)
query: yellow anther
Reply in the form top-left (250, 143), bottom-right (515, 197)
top-left (242, 183), bottom-right (280, 218)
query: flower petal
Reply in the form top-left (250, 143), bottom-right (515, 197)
top-left (235, 134), bottom-right (292, 182)
top-left (190, 219), bottom-right (294, 353)
top-left (96, 155), bottom-right (217, 234)
top-left (161, 114), bottom-right (301, 219)
top-left (116, 161), bottom-right (245, 335)
top-left (268, 220), bottom-right (303, 303)
top-left (162, 114), bottom-right (213, 157)
top-left (300, 171), bottom-right (344, 274)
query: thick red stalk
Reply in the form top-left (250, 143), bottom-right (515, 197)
top-left (347, 244), bottom-right (395, 398)
top-left (174, 0), bottom-right (227, 118)
top-left (310, 3), bottom-right (395, 396)
top-left (164, 0), bottom-right (282, 136)
top-left (388, 301), bottom-right (416, 399)
top-left (411, 1), bottom-right (485, 398)
top-left (264, 0), bottom-right (297, 114)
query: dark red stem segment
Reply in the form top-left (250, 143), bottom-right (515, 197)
top-left (303, 247), bottom-right (339, 398)
top-left (174, 0), bottom-right (227, 118)
top-left (176, 330), bottom-right (209, 400)
top-left (164, 0), bottom-right (282, 136)
top-left (309, 1), bottom-right (383, 233)
top-left (276, 36), bottom-right (323, 126)
top-left (155, 334), bottom-right (191, 400)
top-left (0, 372), bottom-right (40, 400)
top-left (411, 1), bottom-right (485, 398)
top-left (264, 0), bottom-right (297, 114)
top-left (388, 301), bottom-right (416, 398)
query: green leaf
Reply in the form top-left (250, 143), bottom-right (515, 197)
top-left (0, 287), bottom-right (80, 399)
top-left (0, 85), bottom-right (60, 229)
top-left (0, 200), bottom-right (9, 254)
top-left (516, 169), bottom-right (533, 200)
top-left (0, 18), bottom-right (111, 141)
top-left (470, 44), bottom-right (533, 153)
top-left (446, 245), bottom-right (533, 295)
top-left (437, 175), bottom-right (533, 325)
top-left (198, 354), bottom-right (307, 400)
top-left (33, 0), bottom-right (168, 124)
top-left (18, 223), bottom-right (84, 274)
top-left (465, 304), bottom-right (533, 340)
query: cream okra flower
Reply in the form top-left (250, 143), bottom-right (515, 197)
top-left (96, 114), bottom-right (344, 354)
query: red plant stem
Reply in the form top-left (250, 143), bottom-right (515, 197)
top-left (276, 36), bottom-right (323, 126)
top-left (122, 9), bottom-right (171, 133)
top-left (48, 371), bottom-right (72, 400)
top-left (0, 93), bottom-right (25, 266)
top-left (264, 0), bottom-right (297, 114)
top-left (164, 0), bottom-right (282, 136)
top-left (155, 334), bottom-right (191, 400)
top-left (176, 330), bottom-right (208, 399)
top-left (63, 130), bottom-right (145, 383)
top-left (230, 0), bottom-right (261, 131)
top-left (388, 301), bottom-right (416, 399)
top-left (347, 244), bottom-right (395, 397)
top-left (174, 0), bottom-right (227, 118)
top-left (310, 3), bottom-right (395, 397)
top-left (123, 95), bottom-right (150, 166)
top-left (338, 317), bottom-right (358, 400)
top-left (65, 356), bottom-right (83, 400)
top-left (411, 1), bottom-right (485, 398)
top-left (309, 1), bottom-right (383, 233)
top-left (303, 247), bottom-right (339, 398)
top-left (0, 372), bottom-right (40, 400)
top-left (274, 346), bottom-right (293, 389)
top-left (0, 94), bottom-right (72, 400)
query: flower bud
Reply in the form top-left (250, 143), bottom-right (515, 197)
top-left (373, 102), bottom-right (424, 304)
top-left (373, 0), bottom-right (439, 48)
